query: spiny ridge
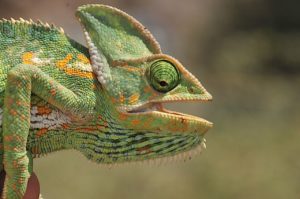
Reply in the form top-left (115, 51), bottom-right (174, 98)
top-left (85, 139), bottom-right (206, 169)
top-left (0, 17), bottom-right (65, 33)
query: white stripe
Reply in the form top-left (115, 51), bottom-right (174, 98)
top-left (0, 107), bottom-right (71, 129)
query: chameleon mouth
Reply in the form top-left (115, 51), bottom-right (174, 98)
top-left (126, 102), bottom-right (213, 135)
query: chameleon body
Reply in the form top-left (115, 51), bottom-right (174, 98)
top-left (0, 4), bottom-right (212, 198)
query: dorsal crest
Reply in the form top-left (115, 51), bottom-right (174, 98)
top-left (0, 18), bottom-right (65, 34)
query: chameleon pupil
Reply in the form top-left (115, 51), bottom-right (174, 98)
top-left (149, 60), bottom-right (180, 92)
top-left (159, 81), bottom-right (168, 87)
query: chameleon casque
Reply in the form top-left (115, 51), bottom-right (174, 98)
top-left (0, 4), bottom-right (212, 198)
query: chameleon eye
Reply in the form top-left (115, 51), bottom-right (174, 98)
top-left (149, 60), bottom-right (180, 93)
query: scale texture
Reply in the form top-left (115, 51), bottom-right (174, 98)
top-left (0, 4), bottom-right (212, 198)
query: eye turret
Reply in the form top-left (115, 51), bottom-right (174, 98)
top-left (148, 60), bottom-right (180, 93)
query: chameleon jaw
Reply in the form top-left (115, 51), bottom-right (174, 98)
top-left (125, 102), bottom-right (213, 135)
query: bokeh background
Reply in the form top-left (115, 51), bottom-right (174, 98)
top-left (0, 0), bottom-right (299, 198)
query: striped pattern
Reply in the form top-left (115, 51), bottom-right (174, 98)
top-left (0, 107), bottom-right (71, 129)
top-left (26, 128), bottom-right (203, 163)
top-left (149, 60), bottom-right (180, 92)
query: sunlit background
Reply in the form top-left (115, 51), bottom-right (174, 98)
top-left (0, 0), bottom-right (299, 198)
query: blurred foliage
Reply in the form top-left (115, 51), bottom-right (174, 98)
top-left (0, 0), bottom-right (299, 198)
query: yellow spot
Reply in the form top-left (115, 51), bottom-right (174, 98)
top-left (56, 54), bottom-right (93, 79)
top-left (128, 93), bottom-right (140, 104)
top-left (77, 54), bottom-right (90, 64)
top-left (22, 52), bottom-right (34, 65)
top-left (66, 54), bottom-right (73, 60)
top-left (65, 68), bottom-right (93, 79)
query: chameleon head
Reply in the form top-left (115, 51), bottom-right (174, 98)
top-left (76, 4), bottom-right (213, 162)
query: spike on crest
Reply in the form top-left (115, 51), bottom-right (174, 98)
top-left (10, 18), bottom-right (16, 23)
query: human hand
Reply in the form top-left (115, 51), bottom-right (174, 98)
top-left (0, 170), bottom-right (40, 199)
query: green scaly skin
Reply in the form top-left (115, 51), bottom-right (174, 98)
top-left (0, 4), bottom-right (213, 198)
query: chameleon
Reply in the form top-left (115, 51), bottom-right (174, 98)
top-left (0, 4), bottom-right (212, 199)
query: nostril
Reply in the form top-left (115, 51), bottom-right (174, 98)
top-left (188, 87), bottom-right (194, 93)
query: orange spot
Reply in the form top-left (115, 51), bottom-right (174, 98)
top-left (131, 119), bottom-right (140, 125)
top-left (166, 119), bottom-right (189, 132)
top-left (111, 60), bottom-right (128, 67)
top-left (149, 92), bottom-right (159, 100)
top-left (62, 123), bottom-right (69, 129)
top-left (22, 52), bottom-right (34, 65)
top-left (111, 97), bottom-right (117, 103)
top-left (121, 66), bottom-right (142, 73)
top-left (31, 146), bottom-right (40, 154)
top-left (118, 113), bottom-right (128, 120)
top-left (144, 117), bottom-right (154, 128)
top-left (16, 100), bottom-right (22, 106)
top-left (144, 86), bottom-right (152, 93)
top-left (128, 93), bottom-right (140, 104)
top-left (56, 53), bottom-right (73, 69)
top-left (12, 160), bottom-right (18, 168)
top-left (56, 60), bottom-right (67, 69)
top-left (103, 121), bottom-right (108, 127)
top-left (20, 114), bottom-right (27, 121)
top-left (10, 109), bottom-right (17, 116)
top-left (6, 98), bottom-right (12, 105)
top-left (4, 135), bottom-right (13, 141)
top-left (65, 54), bottom-right (72, 60)
top-left (18, 178), bottom-right (24, 184)
top-left (97, 125), bottom-right (106, 130)
top-left (37, 106), bottom-right (52, 115)
top-left (119, 93), bottom-right (125, 103)
top-left (137, 145), bottom-right (152, 154)
top-left (77, 54), bottom-right (90, 64)
top-left (50, 88), bottom-right (56, 96)
top-left (36, 128), bottom-right (48, 137)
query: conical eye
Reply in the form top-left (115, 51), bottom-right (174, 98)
top-left (149, 60), bottom-right (180, 93)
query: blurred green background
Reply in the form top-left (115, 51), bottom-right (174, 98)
top-left (1, 0), bottom-right (299, 198)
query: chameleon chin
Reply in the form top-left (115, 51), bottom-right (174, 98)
top-left (0, 4), bottom-right (212, 199)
